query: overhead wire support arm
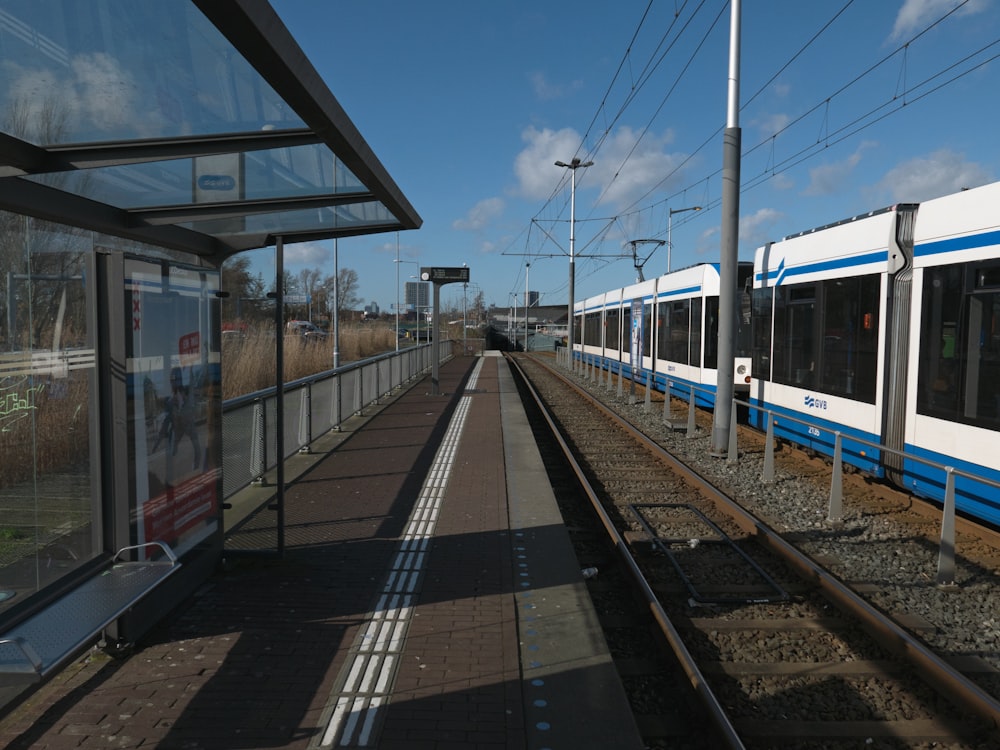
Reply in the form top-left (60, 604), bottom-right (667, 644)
top-left (628, 239), bottom-right (666, 282)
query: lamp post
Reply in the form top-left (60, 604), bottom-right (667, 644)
top-left (394, 256), bottom-right (418, 346)
top-left (462, 263), bottom-right (468, 355)
top-left (523, 262), bottom-right (531, 352)
top-left (555, 157), bottom-right (593, 369)
top-left (667, 205), bottom-right (702, 273)
top-left (510, 292), bottom-right (518, 350)
top-left (394, 234), bottom-right (400, 350)
top-left (333, 238), bottom-right (340, 368)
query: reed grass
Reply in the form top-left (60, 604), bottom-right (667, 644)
top-left (221, 323), bottom-right (399, 400)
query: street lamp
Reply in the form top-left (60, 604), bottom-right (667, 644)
top-left (394, 255), bottom-right (418, 348)
top-left (523, 262), bottom-right (530, 352)
top-left (462, 262), bottom-right (468, 354)
top-left (509, 292), bottom-right (518, 350)
top-left (555, 157), bottom-right (593, 368)
top-left (667, 205), bottom-right (702, 273)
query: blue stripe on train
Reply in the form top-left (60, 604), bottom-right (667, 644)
top-left (903, 443), bottom-right (1000, 527)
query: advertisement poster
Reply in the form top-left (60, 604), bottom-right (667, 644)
top-left (126, 258), bottom-right (220, 557)
top-left (630, 298), bottom-right (644, 370)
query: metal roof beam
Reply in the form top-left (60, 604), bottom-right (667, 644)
top-left (129, 190), bottom-right (376, 225)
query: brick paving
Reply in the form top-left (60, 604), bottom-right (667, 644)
top-left (0, 353), bottom-right (641, 749)
top-left (0, 356), bottom-right (523, 749)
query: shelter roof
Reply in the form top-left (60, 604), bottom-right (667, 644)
top-left (0, 1), bottom-right (420, 261)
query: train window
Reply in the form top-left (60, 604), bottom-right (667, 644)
top-left (771, 275), bottom-right (879, 403)
top-left (606, 308), bottom-right (620, 353)
top-left (919, 264), bottom-right (1000, 429)
top-left (700, 297), bottom-right (713, 369)
top-left (751, 287), bottom-right (773, 381)
top-left (584, 311), bottom-right (601, 347)
top-left (774, 284), bottom-right (817, 389)
top-left (668, 300), bottom-right (689, 364)
top-left (974, 265), bottom-right (1000, 290)
top-left (642, 303), bottom-right (653, 358)
top-left (820, 276), bottom-right (880, 402)
top-left (655, 302), bottom-right (669, 362)
top-left (737, 275), bottom-right (753, 358)
top-left (622, 307), bottom-right (632, 357)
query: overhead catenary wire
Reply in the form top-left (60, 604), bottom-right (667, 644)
top-left (524, 0), bottom-right (995, 291)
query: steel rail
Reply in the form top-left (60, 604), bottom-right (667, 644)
top-left (505, 353), bottom-right (747, 750)
top-left (523, 352), bottom-right (1000, 733)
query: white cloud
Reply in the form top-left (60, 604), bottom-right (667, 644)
top-left (285, 241), bottom-right (330, 267)
top-left (453, 197), bottom-right (505, 231)
top-left (753, 112), bottom-right (791, 139)
top-left (804, 142), bottom-right (875, 196)
top-left (529, 71), bottom-right (583, 101)
top-left (874, 149), bottom-right (992, 203)
top-left (733, 207), bottom-right (784, 255)
top-left (514, 126), bottom-right (585, 200)
top-left (514, 125), bottom-right (688, 211)
top-left (889, 0), bottom-right (989, 42)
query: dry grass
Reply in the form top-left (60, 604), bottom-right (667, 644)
top-left (221, 323), bottom-right (400, 399)
top-left (0, 324), bottom-right (400, 496)
top-left (0, 376), bottom-right (90, 495)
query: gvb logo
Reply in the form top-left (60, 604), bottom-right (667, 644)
top-left (804, 395), bottom-right (828, 410)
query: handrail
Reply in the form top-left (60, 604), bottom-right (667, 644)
top-left (219, 341), bottom-right (449, 503)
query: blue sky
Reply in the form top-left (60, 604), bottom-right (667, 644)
top-left (265, 0), bottom-right (1000, 314)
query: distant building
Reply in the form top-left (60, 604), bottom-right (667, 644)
top-left (405, 281), bottom-right (429, 310)
top-left (525, 290), bottom-right (540, 308)
top-left (364, 301), bottom-right (380, 318)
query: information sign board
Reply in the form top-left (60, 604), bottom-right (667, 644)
top-left (420, 266), bottom-right (469, 284)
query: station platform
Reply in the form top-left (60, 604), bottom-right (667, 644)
top-left (0, 352), bottom-right (644, 749)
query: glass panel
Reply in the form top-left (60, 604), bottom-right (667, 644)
top-left (0, 216), bottom-right (97, 614)
top-left (606, 308), bottom-right (619, 352)
top-left (751, 287), bottom-right (773, 381)
top-left (126, 257), bottom-right (220, 557)
top-left (819, 276), bottom-right (879, 403)
top-left (23, 146), bottom-right (365, 210)
top-left (668, 300), bottom-right (688, 363)
top-left (737, 264), bottom-right (754, 357)
top-left (0, 1), bottom-right (304, 146)
top-left (642, 303), bottom-right (652, 358)
top-left (656, 302), bottom-right (668, 361)
top-left (181, 201), bottom-right (396, 239)
top-left (691, 297), bottom-right (703, 368)
top-left (774, 284), bottom-right (818, 388)
top-left (919, 263), bottom-right (1000, 428)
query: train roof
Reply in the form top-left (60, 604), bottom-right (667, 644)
top-left (780, 204), bottom-right (910, 242)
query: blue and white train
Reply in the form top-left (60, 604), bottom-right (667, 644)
top-left (574, 180), bottom-right (1000, 527)
top-left (576, 261), bottom-right (754, 408)
top-left (750, 180), bottom-right (1000, 526)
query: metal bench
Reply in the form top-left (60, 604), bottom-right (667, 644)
top-left (0, 541), bottom-right (180, 681)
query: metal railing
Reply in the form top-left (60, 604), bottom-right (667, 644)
top-left (220, 340), bottom-right (450, 501)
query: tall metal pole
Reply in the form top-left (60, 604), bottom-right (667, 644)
top-left (274, 236), bottom-right (286, 556)
top-left (431, 281), bottom-right (440, 394)
top-left (556, 158), bottom-right (593, 369)
top-left (523, 262), bottom-right (530, 352)
top-left (710, 0), bottom-right (742, 457)
top-left (512, 292), bottom-right (518, 350)
top-left (333, 238), bottom-right (340, 368)
top-left (395, 233), bottom-right (400, 351)
top-left (667, 206), bottom-right (702, 273)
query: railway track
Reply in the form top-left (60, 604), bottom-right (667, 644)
top-left (507, 352), bottom-right (1000, 750)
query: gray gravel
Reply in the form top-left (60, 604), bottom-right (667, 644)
top-left (571, 365), bottom-right (1000, 701)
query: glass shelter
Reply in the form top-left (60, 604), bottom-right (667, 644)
top-left (0, 0), bottom-right (419, 708)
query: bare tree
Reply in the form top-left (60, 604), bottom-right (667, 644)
top-left (321, 267), bottom-right (360, 317)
